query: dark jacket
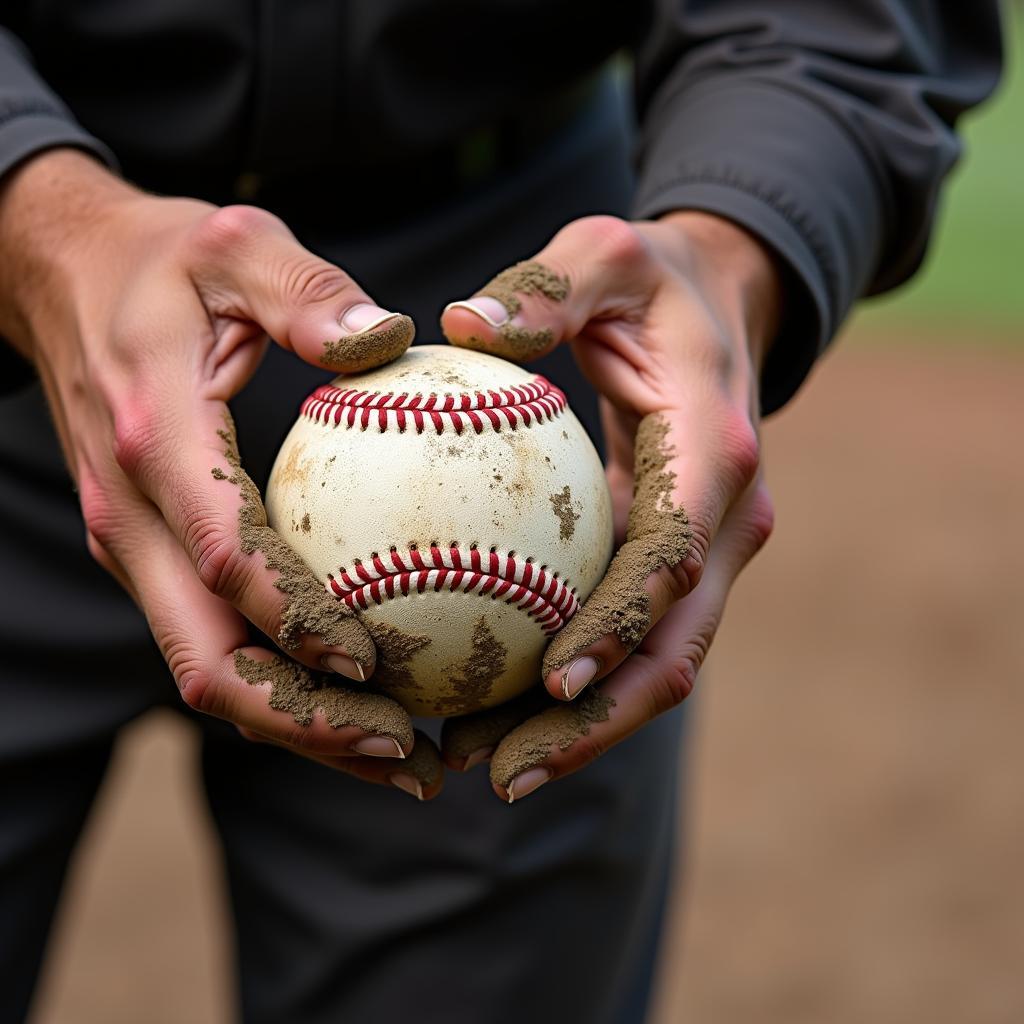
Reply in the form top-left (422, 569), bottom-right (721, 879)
top-left (0, 1), bottom-right (1003, 410)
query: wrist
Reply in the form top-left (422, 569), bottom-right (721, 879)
top-left (657, 210), bottom-right (784, 377)
top-left (0, 148), bottom-right (141, 353)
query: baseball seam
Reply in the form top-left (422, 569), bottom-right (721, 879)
top-left (326, 543), bottom-right (579, 635)
top-left (301, 375), bottom-right (567, 434)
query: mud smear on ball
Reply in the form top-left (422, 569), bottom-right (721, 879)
top-left (549, 484), bottom-right (580, 541)
top-left (367, 621), bottom-right (431, 700)
top-left (434, 616), bottom-right (508, 715)
top-left (211, 412), bottom-right (374, 667)
top-left (541, 412), bottom-right (691, 678)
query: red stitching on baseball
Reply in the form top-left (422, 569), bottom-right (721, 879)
top-left (325, 543), bottom-right (579, 635)
top-left (300, 375), bottom-right (567, 434)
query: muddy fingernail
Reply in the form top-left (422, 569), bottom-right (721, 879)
top-left (352, 735), bottom-right (405, 758)
top-left (462, 746), bottom-right (494, 771)
top-left (340, 304), bottom-right (400, 334)
top-left (443, 297), bottom-right (509, 327)
top-left (560, 656), bottom-right (601, 701)
top-left (322, 653), bottom-right (367, 681)
top-left (506, 766), bottom-right (552, 804)
top-left (390, 772), bottom-right (424, 800)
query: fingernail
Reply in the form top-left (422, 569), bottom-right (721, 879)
top-left (352, 735), bottom-right (406, 758)
top-left (506, 766), bottom-right (552, 804)
top-left (462, 746), bottom-right (494, 771)
top-left (322, 653), bottom-right (367, 681)
top-left (560, 656), bottom-right (601, 701)
top-left (389, 772), bottom-right (424, 800)
top-left (443, 297), bottom-right (509, 327)
top-left (340, 304), bottom-right (400, 334)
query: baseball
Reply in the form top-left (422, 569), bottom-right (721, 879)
top-left (265, 344), bottom-right (613, 716)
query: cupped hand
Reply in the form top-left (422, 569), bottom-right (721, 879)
top-left (0, 149), bottom-right (441, 799)
top-left (440, 213), bottom-right (781, 802)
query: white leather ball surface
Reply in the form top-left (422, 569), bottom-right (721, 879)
top-left (265, 344), bottom-right (613, 716)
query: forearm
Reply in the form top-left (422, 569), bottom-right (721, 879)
top-left (0, 148), bottom-right (139, 356)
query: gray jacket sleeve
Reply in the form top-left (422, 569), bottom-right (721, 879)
top-left (0, 27), bottom-right (115, 180)
top-left (632, 0), bottom-right (1002, 413)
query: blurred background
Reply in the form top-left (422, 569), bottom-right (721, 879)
top-left (28, 10), bottom-right (1023, 1024)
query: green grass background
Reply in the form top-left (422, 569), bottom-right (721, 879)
top-left (849, 3), bottom-right (1023, 341)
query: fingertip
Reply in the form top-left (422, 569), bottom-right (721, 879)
top-left (350, 734), bottom-right (407, 758)
top-left (321, 652), bottom-right (370, 682)
top-left (443, 297), bottom-right (509, 328)
top-left (440, 300), bottom-right (503, 349)
top-left (542, 633), bottom-right (626, 698)
top-left (317, 311), bottom-right (415, 373)
top-left (500, 766), bottom-right (553, 805)
top-left (545, 654), bottom-right (603, 702)
top-left (440, 297), bottom-right (558, 363)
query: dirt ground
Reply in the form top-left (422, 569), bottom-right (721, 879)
top-left (28, 340), bottom-right (1024, 1024)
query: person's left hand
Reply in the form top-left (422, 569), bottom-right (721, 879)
top-left (438, 212), bottom-right (782, 802)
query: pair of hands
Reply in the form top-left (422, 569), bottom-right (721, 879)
top-left (0, 149), bottom-right (779, 802)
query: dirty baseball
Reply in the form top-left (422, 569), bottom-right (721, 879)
top-left (265, 344), bottom-right (614, 716)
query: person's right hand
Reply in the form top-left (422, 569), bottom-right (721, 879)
top-left (0, 149), bottom-right (441, 800)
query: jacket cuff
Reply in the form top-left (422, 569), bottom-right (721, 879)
top-left (0, 99), bottom-right (116, 182)
top-left (632, 77), bottom-right (885, 415)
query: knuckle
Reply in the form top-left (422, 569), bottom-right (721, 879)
top-left (679, 519), bottom-right (710, 591)
top-left (111, 407), bottom-right (160, 480)
top-left (178, 668), bottom-right (215, 714)
top-left (718, 410), bottom-right (761, 490)
top-left (572, 215), bottom-right (648, 268)
top-left (277, 721), bottom-right (319, 751)
top-left (280, 258), bottom-right (358, 308)
top-left (79, 476), bottom-right (118, 549)
top-left (748, 486), bottom-right (776, 552)
top-left (166, 637), bottom-right (225, 718)
top-left (192, 526), bottom-right (248, 599)
top-left (192, 204), bottom-right (282, 258)
top-left (84, 529), bottom-right (117, 574)
top-left (648, 654), bottom-right (701, 716)
top-left (566, 731), bottom-right (606, 766)
top-left (650, 561), bottom-right (691, 608)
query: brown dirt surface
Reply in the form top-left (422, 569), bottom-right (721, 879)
top-left (30, 342), bottom-right (1024, 1024)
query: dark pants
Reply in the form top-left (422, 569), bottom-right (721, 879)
top-left (0, 73), bottom-right (688, 1023)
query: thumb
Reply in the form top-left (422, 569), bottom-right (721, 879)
top-left (440, 216), bottom-right (655, 363)
top-left (190, 205), bottom-right (415, 373)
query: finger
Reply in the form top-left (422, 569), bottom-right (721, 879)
top-left (238, 726), bottom-right (444, 801)
top-left (441, 215), bottom-right (657, 364)
top-left (101, 490), bottom-right (416, 758)
top-left (491, 483), bottom-right (775, 802)
top-left (113, 393), bottom-right (375, 679)
top-left (440, 689), bottom-right (551, 771)
top-left (188, 204), bottom-right (415, 372)
top-left (544, 403), bottom-right (753, 700)
top-left (84, 524), bottom-right (139, 603)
